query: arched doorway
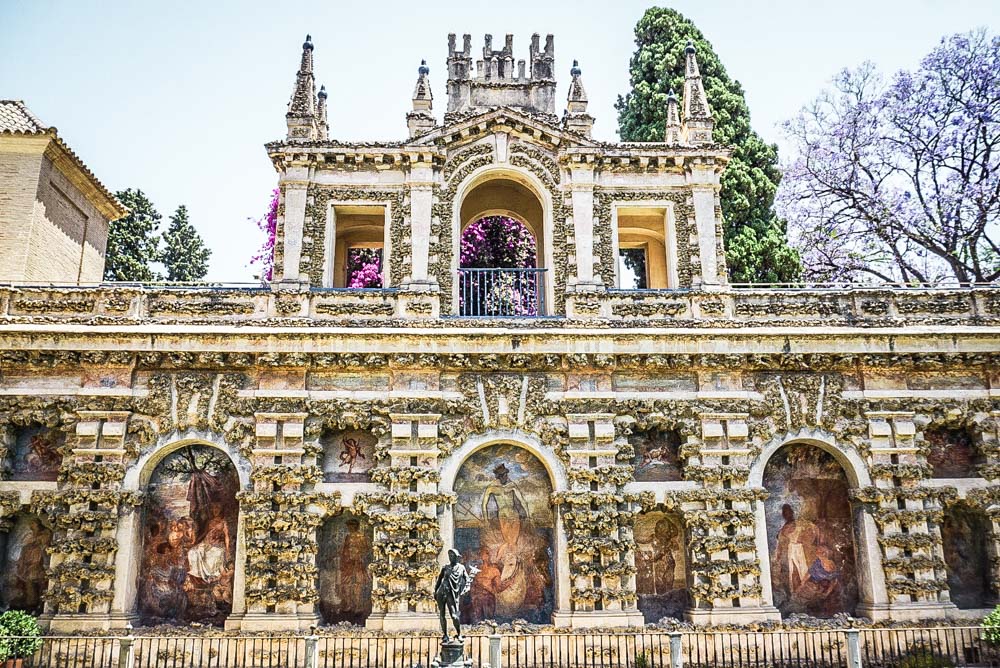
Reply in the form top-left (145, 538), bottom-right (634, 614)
top-left (453, 443), bottom-right (555, 624)
top-left (941, 503), bottom-right (991, 609)
top-left (138, 444), bottom-right (239, 626)
top-left (317, 512), bottom-right (374, 624)
top-left (763, 443), bottom-right (859, 617)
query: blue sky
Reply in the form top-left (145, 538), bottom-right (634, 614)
top-left (2, 0), bottom-right (997, 281)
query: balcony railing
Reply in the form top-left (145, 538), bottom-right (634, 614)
top-left (458, 267), bottom-right (547, 317)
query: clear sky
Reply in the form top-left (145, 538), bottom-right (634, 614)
top-left (2, 0), bottom-right (997, 281)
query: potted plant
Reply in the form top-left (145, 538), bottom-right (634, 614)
top-left (0, 610), bottom-right (43, 668)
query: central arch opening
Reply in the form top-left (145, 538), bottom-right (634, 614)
top-left (456, 174), bottom-right (548, 316)
top-left (763, 443), bottom-right (859, 618)
top-left (453, 443), bottom-right (555, 624)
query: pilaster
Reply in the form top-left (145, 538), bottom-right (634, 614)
top-left (552, 413), bottom-right (644, 628)
top-left (567, 166), bottom-right (598, 288)
top-left (230, 411), bottom-right (330, 631)
top-left (860, 411), bottom-right (956, 621)
top-left (363, 413), bottom-right (444, 631)
top-left (278, 176), bottom-right (310, 286)
top-left (43, 411), bottom-right (136, 632)
top-left (685, 413), bottom-right (779, 624)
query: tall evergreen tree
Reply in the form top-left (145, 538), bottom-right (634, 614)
top-left (104, 189), bottom-right (162, 281)
top-left (161, 205), bottom-right (212, 282)
top-left (616, 7), bottom-right (802, 283)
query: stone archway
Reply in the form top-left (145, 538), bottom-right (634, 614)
top-left (451, 442), bottom-right (555, 624)
top-left (762, 442), bottom-right (860, 618)
top-left (138, 443), bottom-right (239, 627)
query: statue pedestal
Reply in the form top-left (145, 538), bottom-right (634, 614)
top-left (432, 641), bottom-right (471, 668)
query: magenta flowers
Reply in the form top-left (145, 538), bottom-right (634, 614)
top-left (250, 188), bottom-right (279, 282)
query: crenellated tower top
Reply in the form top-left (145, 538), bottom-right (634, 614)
top-left (445, 33), bottom-right (558, 123)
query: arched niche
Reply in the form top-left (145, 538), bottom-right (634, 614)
top-left (941, 502), bottom-right (992, 609)
top-left (317, 512), bottom-right (374, 625)
top-left (634, 511), bottom-right (687, 622)
top-left (763, 442), bottom-right (860, 618)
top-left (452, 442), bottom-right (555, 624)
top-left (0, 512), bottom-right (51, 614)
top-left (138, 443), bottom-right (239, 627)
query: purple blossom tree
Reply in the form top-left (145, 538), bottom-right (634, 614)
top-left (346, 248), bottom-right (383, 288)
top-left (250, 188), bottom-right (279, 282)
top-left (459, 216), bottom-right (538, 315)
top-left (778, 30), bottom-right (1000, 284)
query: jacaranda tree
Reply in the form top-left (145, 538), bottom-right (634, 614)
top-left (779, 29), bottom-right (1000, 284)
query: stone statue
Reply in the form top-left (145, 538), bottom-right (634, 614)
top-left (434, 548), bottom-right (476, 643)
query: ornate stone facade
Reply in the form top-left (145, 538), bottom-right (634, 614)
top-left (0, 34), bottom-right (998, 634)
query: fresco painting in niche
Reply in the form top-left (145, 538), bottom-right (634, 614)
top-left (6, 425), bottom-right (63, 481)
top-left (635, 512), bottom-right (687, 622)
top-left (454, 444), bottom-right (554, 624)
top-left (764, 444), bottom-right (858, 618)
top-left (1, 515), bottom-right (51, 614)
top-left (941, 504), bottom-right (991, 609)
top-left (630, 429), bottom-right (682, 482)
top-left (926, 428), bottom-right (983, 478)
top-left (317, 514), bottom-right (373, 624)
top-left (321, 430), bottom-right (376, 482)
top-left (139, 445), bottom-right (239, 627)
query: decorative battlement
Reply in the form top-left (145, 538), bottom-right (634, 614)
top-left (445, 33), bottom-right (558, 122)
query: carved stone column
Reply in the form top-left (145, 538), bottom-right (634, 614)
top-left (43, 410), bottom-right (136, 632)
top-left (363, 413), bottom-right (444, 631)
top-left (552, 413), bottom-right (644, 628)
top-left (231, 411), bottom-right (332, 631)
top-left (862, 411), bottom-right (955, 621)
top-left (686, 412), bottom-right (779, 624)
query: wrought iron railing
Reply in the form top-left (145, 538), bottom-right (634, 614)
top-left (8, 626), bottom-right (1000, 668)
top-left (458, 268), bottom-right (547, 317)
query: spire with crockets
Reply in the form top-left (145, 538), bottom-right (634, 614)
top-left (286, 35), bottom-right (319, 140)
top-left (407, 59), bottom-right (436, 138)
top-left (681, 41), bottom-right (714, 145)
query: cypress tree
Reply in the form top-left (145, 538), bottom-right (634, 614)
top-left (104, 188), bottom-right (162, 282)
top-left (615, 7), bottom-right (801, 283)
top-left (161, 205), bottom-right (212, 282)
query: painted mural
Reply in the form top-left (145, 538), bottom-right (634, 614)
top-left (926, 428), bottom-right (982, 478)
top-left (635, 512), bottom-right (687, 622)
top-left (139, 445), bottom-right (239, 627)
top-left (630, 429), bottom-right (683, 482)
top-left (454, 444), bottom-right (554, 624)
top-left (317, 514), bottom-right (373, 624)
top-left (941, 504), bottom-right (991, 609)
top-left (321, 430), bottom-right (376, 482)
top-left (5, 425), bottom-right (63, 481)
top-left (1, 515), bottom-right (51, 614)
top-left (764, 444), bottom-right (858, 618)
